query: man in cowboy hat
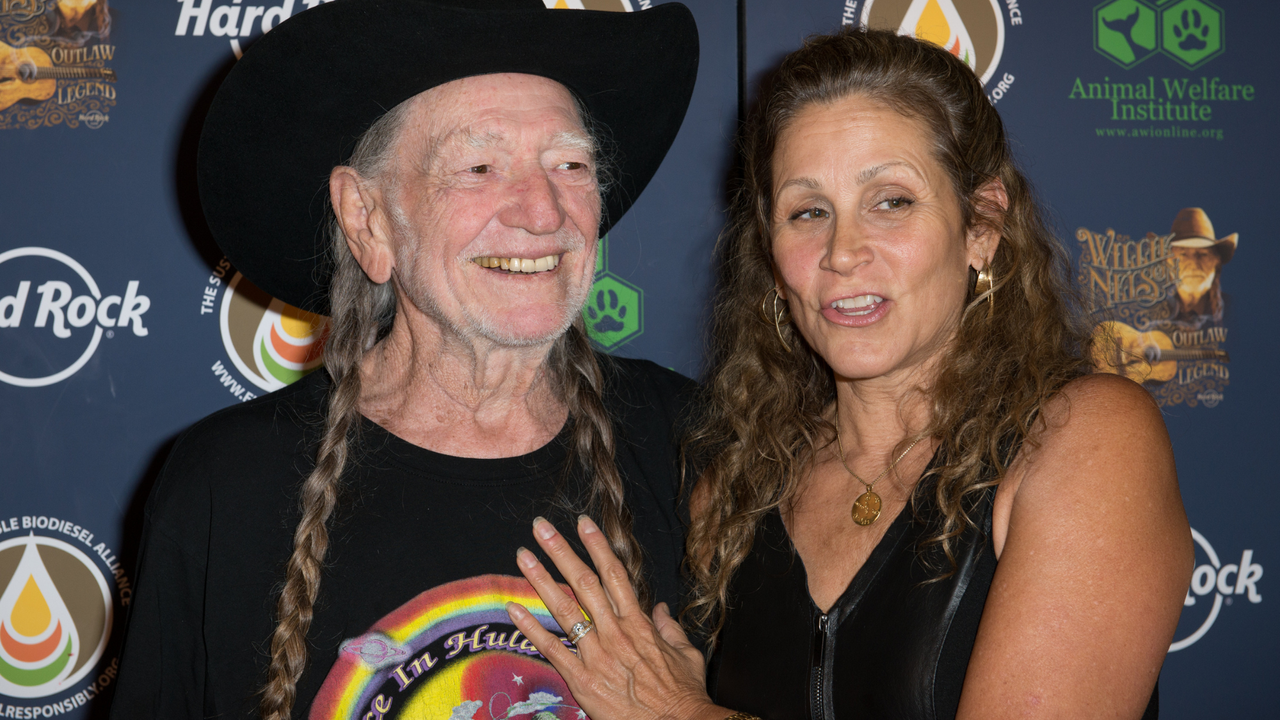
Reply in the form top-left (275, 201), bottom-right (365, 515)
top-left (109, 2), bottom-right (698, 719)
top-left (1167, 207), bottom-right (1238, 328)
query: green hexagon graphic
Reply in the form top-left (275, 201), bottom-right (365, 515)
top-left (1161, 0), bottom-right (1223, 69)
top-left (583, 272), bottom-right (642, 350)
top-left (1094, 0), bottom-right (1160, 68)
top-left (594, 233), bottom-right (609, 275)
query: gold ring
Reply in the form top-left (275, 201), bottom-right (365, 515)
top-left (567, 620), bottom-right (594, 644)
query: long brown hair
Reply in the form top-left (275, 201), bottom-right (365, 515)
top-left (257, 96), bottom-right (648, 720)
top-left (683, 27), bottom-right (1094, 645)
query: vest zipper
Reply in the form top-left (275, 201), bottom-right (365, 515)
top-left (810, 612), bottom-right (830, 720)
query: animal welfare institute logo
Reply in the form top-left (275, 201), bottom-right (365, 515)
top-left (1078, 208), bottom-right (1236, 408)
top-left (1073, 1), bottom-right (1254, 140)
top-left (0, 517), bottom-right (129, 713)
top-left (848, 0), bottom-right (1020, 104)
top-left (201, 257), bottom-right (327, 402)
top-left (1, 0), bottom-right (117, 129)
top-left (0, 247), bottom-right (150, 388)
top-left (582, 234), bottom-right (643, 352)
top-left (1171, 527), bottom-right (1262, 652)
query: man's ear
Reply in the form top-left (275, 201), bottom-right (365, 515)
top-left (966, 178), bottom-right (1009, 270)
top-left (331, 166), bottom-right (395, 284)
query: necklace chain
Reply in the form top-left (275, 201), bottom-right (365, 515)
top-left (835, 429), bottom-right (924, 493)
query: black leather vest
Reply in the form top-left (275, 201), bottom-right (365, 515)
top-left (706, 463), bottom-right (1159, 719)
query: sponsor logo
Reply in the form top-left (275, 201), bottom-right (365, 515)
top-left (1171, 527), bottom-right (1262, 652)
top-left (0, 0), bottom-right (118, 130)
top-left (583, 234), bottom-right (643, 351)
top-left (0, 516), bottom-right (129, 711)
top-left (0, 247), bottom-right (149, 388)
top-left (850, 0), bottom-right (1019, 101)
top-left (1076, 1), bottom-right (1249, 140)
top-left (200, 257), bottom-right (327, 402)
top-left (1078, 207), bottom-right (1235, 408)
top-left (174, 0), bottom-right (331, 58)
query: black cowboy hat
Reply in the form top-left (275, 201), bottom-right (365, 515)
top-left (197, 0), bottom-right (698, 315)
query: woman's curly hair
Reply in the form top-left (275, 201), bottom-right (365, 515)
top-left (682, 27), bottom-right (1095, 647)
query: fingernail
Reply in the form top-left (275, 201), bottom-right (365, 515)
top-left (655, 601), bottom-right (670, 616)
top-left (577, 514), bottom-right (599, 534)
top-left (516, 547), bottom-right (538, 569)
top-left (533, 516), bottom-right (556, 540)
top-left (506, 601), bottom-right (525, 619)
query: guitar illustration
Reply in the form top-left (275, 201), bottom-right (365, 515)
top-left (0, 41), bottom-right (117, 112)
top-left (1093, 320), bottom-right (1229, 384)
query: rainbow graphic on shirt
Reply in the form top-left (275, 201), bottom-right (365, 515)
top-left (310, 575), bottom-right (587, 720)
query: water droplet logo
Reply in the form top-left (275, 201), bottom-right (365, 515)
top-left (0, 534), bottom-right (110, 698)
top-left (220, 272), bottom-right (328, 392)
top-left (862, 0), bottom-right (1006, 84)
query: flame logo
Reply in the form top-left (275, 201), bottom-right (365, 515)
top-left (220, 272), bottom-right (329, 393)
top-left (251, 299), bottom-right (328, 392)
top-left (0, 536), bottom-right (79, 695)
top-left (862, 0), bottom-right (1005, 85)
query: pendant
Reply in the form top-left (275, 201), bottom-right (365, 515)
top-left (851, 490), bottom-right (882, 526)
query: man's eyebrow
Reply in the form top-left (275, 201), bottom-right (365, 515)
top-left (550, 130), bottom-right (595, 155)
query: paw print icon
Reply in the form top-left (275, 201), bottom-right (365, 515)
top-left (1161, 0), bottom-right (1223, 69)
top-left (583, 273), bottom-right (643, 350)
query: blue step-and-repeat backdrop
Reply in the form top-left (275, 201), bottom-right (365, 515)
top-left (1, 1), bottom-right (1274, 717)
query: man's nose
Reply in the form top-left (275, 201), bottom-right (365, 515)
top-left (821, 216), bottom-right (873, 275)
top-left (498, 166), bottom-right (566, 235)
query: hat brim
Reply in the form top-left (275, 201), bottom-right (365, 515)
top-left (1171, 232), bottom-right (1237, 263)
top-left (197, 0), bottom-right (698, 315)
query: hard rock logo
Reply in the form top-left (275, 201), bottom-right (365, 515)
top-left (0, 533), bottom-right (111, 699)
top-left (0, 0), bottom-right (117, 129)
top-left (1078, 207), bottom-right (1237, 408)
top-left (860, 0), bottom-right (1007, 84)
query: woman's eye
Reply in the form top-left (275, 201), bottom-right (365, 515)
top-left (792, 207), bottom-right (830, 221)
top-left (467, 165), bottom-right (490, 174)
top-left (876, 197), bottom-right (912, 210)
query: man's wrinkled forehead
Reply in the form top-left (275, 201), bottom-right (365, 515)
top-left (395, 73), bottom-right (592, 164)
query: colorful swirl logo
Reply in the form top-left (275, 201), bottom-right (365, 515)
top-left (862, 0), bottom-right (1006, 84)
top-left (219, 272), bottom-right (328, 392)
top-left (0, 535), bottom-right (111, 698)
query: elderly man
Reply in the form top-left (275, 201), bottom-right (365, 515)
top-left (1167, 207), bottom-right (1237, 328)
top-left (109, 2), bottom-right (698, 719)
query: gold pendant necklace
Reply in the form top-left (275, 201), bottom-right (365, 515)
top-left (836, 430), bottom-right (924, 526)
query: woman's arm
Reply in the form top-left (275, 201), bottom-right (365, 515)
top-left (959, 373), bottom-right (1193, 719)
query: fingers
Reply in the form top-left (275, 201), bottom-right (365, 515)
top-left (653, 602), bottom-right (705, 666)
top-left (531, 517), bottom-right (619, 627)
top-left (576, 515), bottom-right (643, 618)
top-left (505, 601), bottom-right (582, 674)
top-left (515, 545), bottom-right (596, 654)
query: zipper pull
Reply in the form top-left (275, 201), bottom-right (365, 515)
top-left (817, 613), bottom-right (830, 634)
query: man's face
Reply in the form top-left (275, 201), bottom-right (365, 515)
top-left (381, 73), bottom-right (601, 347)
top-left (1172, 245), bottom-right (1221, 297)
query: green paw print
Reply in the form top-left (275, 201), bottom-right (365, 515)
top-left (1172, 7), bottom-right (1210, 51)
top-left (582, 273), bottom-right (642, 350)
top-left (586, 288), bottom-right (627, 333)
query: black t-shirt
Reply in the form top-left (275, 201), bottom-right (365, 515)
top-left (110, 356), bottom-right (693, 720)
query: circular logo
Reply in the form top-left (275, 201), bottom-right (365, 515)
top-left (862, 0), bottom-right (1006, 84)
top-left (1169, 527), bottom-right (1263, 652)
top-left (0, 248), bottom-right (103, 388)
top-left (0, 533), bottom-right (112, 699)
top-left (219, 272), bottom-right (327, 392)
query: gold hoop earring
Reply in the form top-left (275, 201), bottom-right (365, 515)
top-left (760, 287), bottom-right (792, 353)
top-left (974, 262), bottom-right (994, 318)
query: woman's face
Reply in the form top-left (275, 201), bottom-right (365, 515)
top-left (770, 95), bottom-right (992, 384)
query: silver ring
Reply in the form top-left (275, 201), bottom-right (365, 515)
top-left (567, 620), bottom-right (594, 644)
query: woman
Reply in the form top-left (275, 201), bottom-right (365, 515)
top-left (505, 27), bottom-right (1193, 720)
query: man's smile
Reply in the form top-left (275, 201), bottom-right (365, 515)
top-left (471, 253), bottom-right (563, 273)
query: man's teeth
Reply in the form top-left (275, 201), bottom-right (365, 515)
top-left (472, 254), bottom-right (561, 273)
top-left (831, 295), bottom-right (884, 313)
